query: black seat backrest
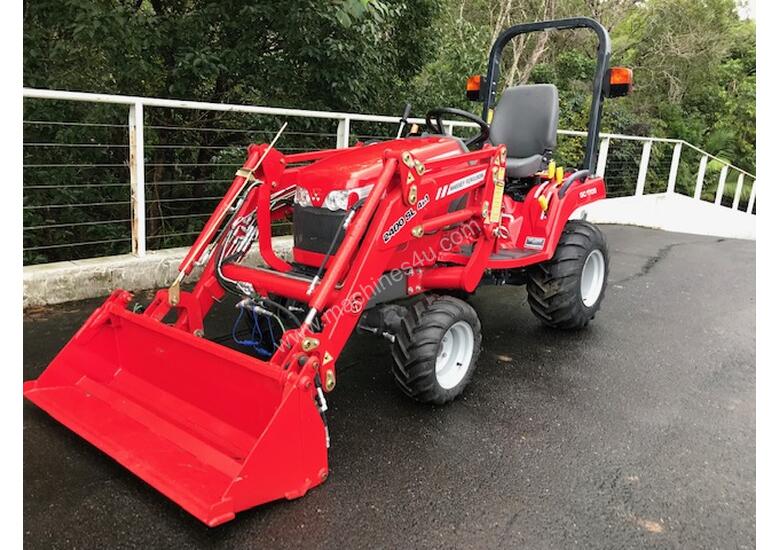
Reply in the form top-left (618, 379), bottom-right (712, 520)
top-left (489, 84), bottom-right (559, 160)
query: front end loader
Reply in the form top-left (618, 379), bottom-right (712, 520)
top-left (24, 17), bottom-right (632, 526)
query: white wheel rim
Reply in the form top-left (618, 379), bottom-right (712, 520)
top-left (580, 249), bottom-right (605, 308)
top-left (435, 321), bottom-right (474, 390)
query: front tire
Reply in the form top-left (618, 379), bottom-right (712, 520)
top-left (526, 220), bottom-right (608, 329)
top-left (391, 295), bottom-right (482, 405)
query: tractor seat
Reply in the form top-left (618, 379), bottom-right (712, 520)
top-left (489, 84), bottom-right (559, 179)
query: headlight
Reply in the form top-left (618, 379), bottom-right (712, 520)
top-left (322, 184), bottom-right (375, 211)
top-left (294, 187), bottom-right (312, 207)
top-left (323, 189), bottom-right (350, 211)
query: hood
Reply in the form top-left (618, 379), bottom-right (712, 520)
top-left (296, 136), bottom-right (466, 200)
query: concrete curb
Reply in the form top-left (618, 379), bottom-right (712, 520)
top-left (574, 193), bottom-right (756, 240)
top-left (23, 236), bottom-right (294, 308)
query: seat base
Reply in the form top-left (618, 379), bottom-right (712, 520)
top-left (505, 154), bottom-right (544, 179)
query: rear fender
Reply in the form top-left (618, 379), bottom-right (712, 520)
top-left (515, 175), bottom-right (606, 257)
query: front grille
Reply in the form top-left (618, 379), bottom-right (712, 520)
top-left (293, 205), bottom-right (347, 254)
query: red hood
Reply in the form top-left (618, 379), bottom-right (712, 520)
top-left (296, 136), bottom-right (465, 204)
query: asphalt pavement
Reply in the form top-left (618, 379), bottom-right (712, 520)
top-left (23, 225), bottom-right (756, 549)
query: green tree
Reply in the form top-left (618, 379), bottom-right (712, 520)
top-left (23, 0), bottom-right (441, 262)
top-left (22, 0), bottom-right (755, 264)
top-left (409, 0), bottom-right (754, 193)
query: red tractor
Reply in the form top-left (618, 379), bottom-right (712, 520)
top-left (24, 18), bottom-right (632, 526)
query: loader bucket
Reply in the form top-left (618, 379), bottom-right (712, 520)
top-left (23, 290), bottom-right (329, 527)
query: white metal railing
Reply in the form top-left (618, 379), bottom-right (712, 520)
top-left (22, 88), bottom-right (756, 265)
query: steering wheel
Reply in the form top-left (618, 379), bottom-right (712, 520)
top-left (425, 107), bottom-right (491, 148)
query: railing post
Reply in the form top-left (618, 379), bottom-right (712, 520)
top-left (635, 140), bottom-right (652, 196)
top-left (443, 122), bottom-right (454, 136)
top-left (714, 165), bottom-right (728, 205)
top-left (732, 173), bottom-right (745, 210)
top-left (595, 137), bottom-right (610, 177)
top-left (336, 117), bottom-right (351, 148)
top-left (747, 180), bottom-right (756, 214)
top-left (693, 155), bottom-right (708, 200)
top-left (666, 142), bottom-right (682, 194)
top-left (128, 102), bottom-right (146, 257)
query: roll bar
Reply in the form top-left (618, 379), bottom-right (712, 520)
top-left (482, 17), bottom-right (612, 173)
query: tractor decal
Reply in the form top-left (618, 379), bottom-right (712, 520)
top-left (524, 236), bottom-right (546, 250)
top-left (383, 208), bottom-right (416, 243)
top-left (435, 169), bottom-right (487, 199)
top-left (382, 193), bottom-right (430, 243)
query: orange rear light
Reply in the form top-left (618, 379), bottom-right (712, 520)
top-left (610, 67), bottom-right (633, 86)
top-left (465, 75), bottom-right (485, 101)
top-left (607, 67), bottom-right (633, 98)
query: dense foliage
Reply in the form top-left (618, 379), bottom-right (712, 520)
top-left (23, 0), bottom-right (755, 263)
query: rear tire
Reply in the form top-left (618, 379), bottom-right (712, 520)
top-left (391, 295), bottom-right (482, 405)
top-left (526, 220), bottom-right (608, 330)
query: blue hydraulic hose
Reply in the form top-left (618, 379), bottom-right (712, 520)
top-left (232, 306), bottom-right (275, 358)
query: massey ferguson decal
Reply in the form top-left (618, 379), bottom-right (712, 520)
top-left (383, 194), bottom-right (430, 243)
top-left (435, 169), bottom-right (487, 200)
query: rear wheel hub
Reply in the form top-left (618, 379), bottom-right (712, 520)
top-left (580, 249), bottom-right (606, 307)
